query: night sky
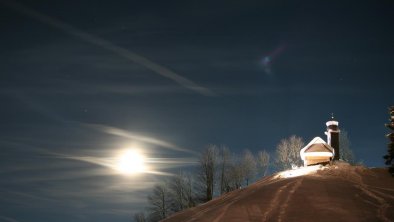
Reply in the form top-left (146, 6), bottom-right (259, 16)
top-left (1, 0), bottom-right (393, 221)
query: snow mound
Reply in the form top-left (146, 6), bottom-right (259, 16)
top-left (163, 165), bottom-right (394, 222)
top-left (276, 164), bottom-right (327, 178)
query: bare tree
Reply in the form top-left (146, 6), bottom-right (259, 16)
top-left (183, 173), bottom-right (197, 208)
top-left (228, 155), bottom-right (244, 190)
top-left (218, 145), bottom-right (232, 195)
top-left (168, 171), bottom-right (196, 212)
top-left (257, 150), bottom-right (270, 176)
top-left (384, 106), bottom-right (394, 175)
top-left (241, 149), bottom-right (257, 186)
top-left (147, 182), bottom-right (171, 221)
top-left (168, 172), bottom-right (188, 212)
top-left (339, 129), bottom-right (355, 164)
top-left (133, 212), bottom-right (146, 222)
top-left (275, 135), bottom-right (304, 170)
top-left (198, 144), bottom-right (218, 201)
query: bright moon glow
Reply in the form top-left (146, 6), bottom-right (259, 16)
top-left (117, 150), bottom-right (146, 174)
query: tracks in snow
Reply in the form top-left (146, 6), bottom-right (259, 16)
top-left (185, 176), bottom-right (274, 222)
top-left (212, 177), bottom-right (304, 222)
top-left (345, 168), bottom-right (393, 222)
top-left (263, 177), bottom-right (303, 222)
top-left (356, 184), bottom-right (392, 222)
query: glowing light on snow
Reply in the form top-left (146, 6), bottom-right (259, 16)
top-left (277, 165), bottom-right (325, 178)
top-left (117, 150), bottom-right (146, 174)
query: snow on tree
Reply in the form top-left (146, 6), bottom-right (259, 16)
top-left (384, 106), bottom-right (394, 175)
top-left (339, 129), bottom-right (356, 164)
top-left (183, 173), bottom-right (197, 208)
top-left (168, 171), bottom-right (195, 212)
top-left (228, 155), bottom-right (244, 190)
top-left (275, 135), bottom-right (304, 170)
top-left (258, 150), bottom-right (270, 176)
top-left (197, 144), bottom-right (218, 201)
top-left (218, 145), bottom-right (232, 194)
top-left (242, 149), bottom-right (257, 186)
top-left (147, 183), bottom-right (172, 221)
top-left (133, 212), bottom-right (146, 222)
top-left (145, 173), bottom-right (197, 221)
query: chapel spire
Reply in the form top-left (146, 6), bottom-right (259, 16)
top-left (325, 115), bottom-right (340, 160)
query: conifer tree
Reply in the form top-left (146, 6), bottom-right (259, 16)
top-left (383, 106), bottom-right (394, 175)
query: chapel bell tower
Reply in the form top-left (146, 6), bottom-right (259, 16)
top-left (325, 114), bottom-right (340, 160)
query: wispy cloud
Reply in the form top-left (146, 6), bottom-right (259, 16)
top-left (2, 0), bottom-right (215, 96)
top-left (1, 81), bottom-right (186, 96)
top-left (0, 215), bottom-right (21, 222)
top-left (0, 136), bottom-right (196, 183)
top-left (80, 122), bottom-right (196, 154)
top-left (54, 155), bottom-right (177, 176)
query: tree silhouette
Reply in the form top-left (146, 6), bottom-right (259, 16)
top-left (198, 144), bottom-right (218, 201)
top-left (147, 183), bottom-right (171, 221)
top-left (218, 145), bottom-right (232, 194)
top-left (339, 129), bottom-right (356, 164)
top-left (383, 106), bottom-right (394, 175)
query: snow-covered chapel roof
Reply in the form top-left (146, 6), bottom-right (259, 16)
top-left (300, 137), bottom-right (334, 161)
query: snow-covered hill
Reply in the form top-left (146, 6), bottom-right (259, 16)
top-left (163, 162), bottom-right (394, 222)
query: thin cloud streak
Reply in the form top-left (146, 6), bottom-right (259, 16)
top-left (2, 0), bottom-right (215, 96)
top-left (0, 216), bottom-right (21, 222)
top-left (0, 139), bottom-right (194, 182)
top-left (144, 170), bottom-right (175, 176)
top-left (81, 123), bottom-right (196, 154)
top-left (0, 189), bottom-right (61, 208)
top-left (57, 154), bottom-right (191, 177)
top-left (0, 82), bottom-right (187, 96)
top-left (59, 155), bottom-right (116, 170)
top-left (147, 157), bottom-right (198, 165)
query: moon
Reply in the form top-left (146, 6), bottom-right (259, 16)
top-left (117, 150), bottom-right (146, 174)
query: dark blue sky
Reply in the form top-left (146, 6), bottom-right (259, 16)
top-left (0, 0), bottom-right (393, 221)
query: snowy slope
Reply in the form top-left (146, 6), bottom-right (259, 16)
top-left (163, 163), bottom-right (394, 222)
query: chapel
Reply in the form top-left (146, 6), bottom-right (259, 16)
top-left (300, 116), bottom-right (340, 166)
